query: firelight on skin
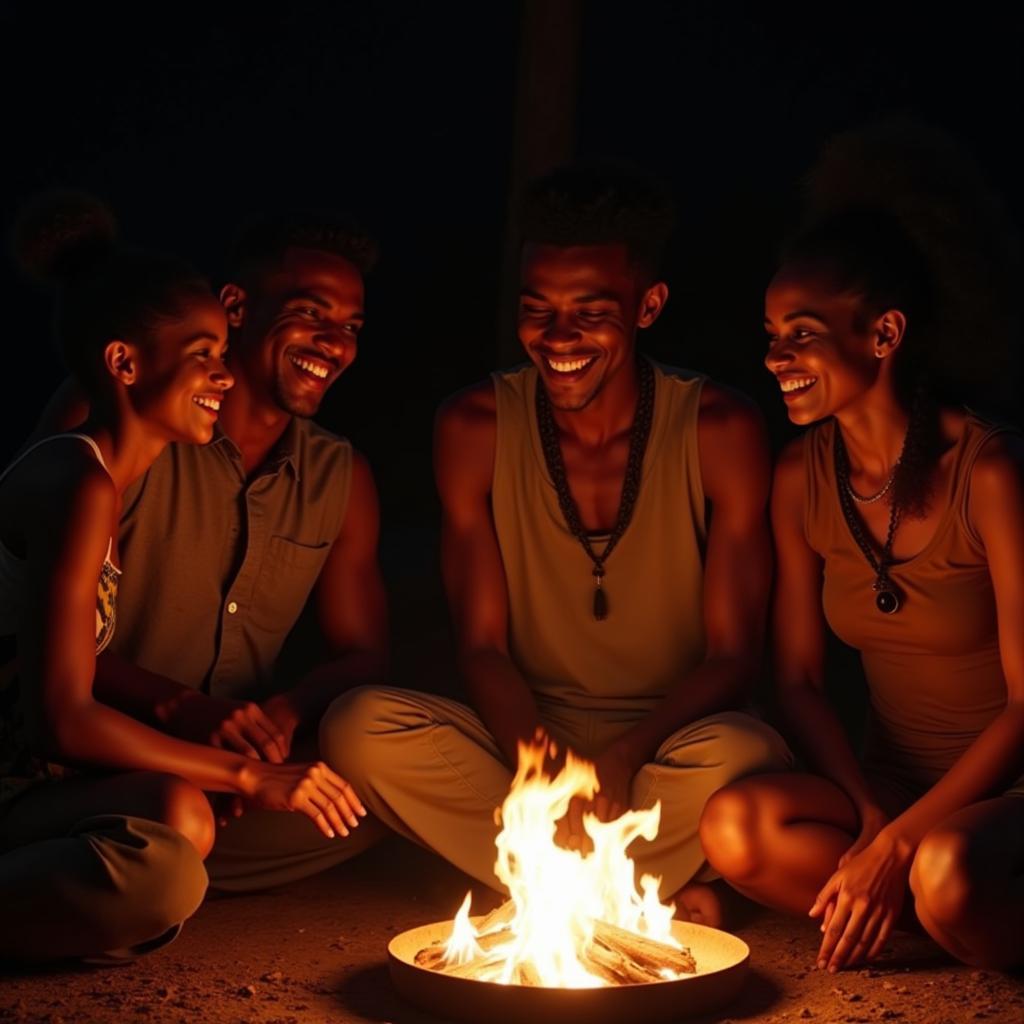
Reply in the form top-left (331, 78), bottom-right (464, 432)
top-left (763, 268), bottom-right (890, 428)
top-left (224, 246), bottom-right (366, 422)
top-left (128, 295), bottom-right (233, 446)
top-left (518, 242), bottom-right (667, 416)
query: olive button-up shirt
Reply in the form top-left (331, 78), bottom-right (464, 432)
top-left (110, 418), bottom-right (353, 698)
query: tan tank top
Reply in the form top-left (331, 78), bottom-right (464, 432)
top-left (492, 360), bottom-right (707, 714)
top-left (804, 415), bottom-right (1010, 787)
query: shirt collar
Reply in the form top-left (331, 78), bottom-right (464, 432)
top-left (210, 419), bottom-right (302, 481)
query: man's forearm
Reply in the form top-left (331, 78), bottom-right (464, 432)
top-left (612, 654), bottom-right (754, 769)
top-left (93, 651), bottom-right (195, 727)
top-left (461, 648), bottom-right (545, 769)
top-left (275, 647), bottom-right (389, 732)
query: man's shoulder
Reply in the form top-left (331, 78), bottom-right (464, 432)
top-left (436, 377), bottom-right (498, 432)
top-left (292, 417), bottom-right (353, 465)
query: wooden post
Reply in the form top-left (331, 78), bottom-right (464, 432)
top-left (496, 0), bottom-right (584, 366)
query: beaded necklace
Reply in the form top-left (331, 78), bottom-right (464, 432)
top-left (535, 358), bottom-right (655, 621)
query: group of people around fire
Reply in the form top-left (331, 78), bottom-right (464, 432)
top-left (1, 122), bottom-right (1022, 976)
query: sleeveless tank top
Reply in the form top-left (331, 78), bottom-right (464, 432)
top-left (0, 433), bottom-right (121, 808)
top-left (804, 415), bottom-right (1010, 789)
top-left (491, 360), bottom-right (707, 714)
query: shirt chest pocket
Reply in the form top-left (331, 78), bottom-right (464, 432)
top-left (248, 535), bottom-right (332, 636)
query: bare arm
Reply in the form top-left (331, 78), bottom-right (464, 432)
top-left (771, 437), bottom-right (883, 822)
top-left (604, 384), bottom-right (775, 772)
top-left (880, 434), bottom-right (1024, 852)
top-left (21, 465), bottom-right (251, 792)
top-left (17, 461), bottom-right (362, 837)
top-left (261, 450), bottom-right (389, 743)
top-left (435, 382), bottom-right (543, 767)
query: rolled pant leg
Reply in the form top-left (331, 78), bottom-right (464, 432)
top-left (0, 814), bottom-right (207, 962)
top-left (320, 686), bottom-right (512, 890)
top-left (628, 711), bottom-right (793, 896)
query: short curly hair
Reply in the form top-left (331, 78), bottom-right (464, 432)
top-left (231, 210), bottom-right (380, 282)
top-left (518, 162), bottom-right (676, 280)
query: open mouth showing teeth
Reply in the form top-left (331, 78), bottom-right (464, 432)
top-left (289, 354), bottom-right (330, 380)
top-left (546, 356), bottom-right (596, 374)
top-left (779, 376), bottom-right (817, 395)
top-left (192, 395), bottom-right (221, 412)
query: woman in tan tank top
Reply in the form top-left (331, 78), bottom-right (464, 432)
top-left (699, 126), bottom-right (1024, 972)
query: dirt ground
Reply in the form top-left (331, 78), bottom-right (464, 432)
top-left (1, 835), bottom-right (1021, 1024)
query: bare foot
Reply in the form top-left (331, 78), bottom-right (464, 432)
top-left (669, 882), bottom-right (723, 928)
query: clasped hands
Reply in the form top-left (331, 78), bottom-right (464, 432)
top-left (810, 807), bottom-right (913, 972)
top-left (163, 690), bottom-right (365, 839)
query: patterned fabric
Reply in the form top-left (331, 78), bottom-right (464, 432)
top-left (0, 559), bottom-right (118, 808)
top-left (0, 433), bottom-right (120, 810)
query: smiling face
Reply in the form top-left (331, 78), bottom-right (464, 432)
top-left (518, 242), bottom-right (664, 412)
top-left (128, 294), bottom-right (233, 444)
top-left (763, 264), bottom-right (898, 426)
top-left (231, 246), bottom-right (365, 418)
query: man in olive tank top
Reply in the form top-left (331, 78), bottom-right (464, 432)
top-left (322, 165), bottom-right (791, 919)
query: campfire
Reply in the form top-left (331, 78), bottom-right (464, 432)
top-left (415, 738), bottom-right (696, 986)
top-left (388, 738), bottom-right (750, 1023)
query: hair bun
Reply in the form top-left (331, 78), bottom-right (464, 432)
top-left (12, 190), bottom-right (118, 285)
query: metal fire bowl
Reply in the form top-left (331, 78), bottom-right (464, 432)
top-left (388, 916), bottom-right (750, 1024)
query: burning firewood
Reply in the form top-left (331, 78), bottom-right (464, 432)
top-left (475, 899), bottom-right (515, 934)
top-left (414, 925), bottom-right (513, 972)
top-left (411, 743), bottom-right (705, 988)
top-left (591, 920), bottom-right (697, 977)
top-left (414, 915), bottom-right (696, 986)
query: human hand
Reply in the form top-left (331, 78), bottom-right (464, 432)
top-left (259, 692), bottom-right (302, 761)
top-left (818, 805), bottom-right (891, 933)
top-left (166, 693), bottom-right (287, 763)
top-left (210, 792), bottom-right (245, 828)
top-left (246, 760), bottom-right (366, 840)
top-left (591, 742), bottom-right (636, 824)
top-left (554, 741), bottom-right (637, 852)
top-left (810, 830), bottom-right (912, 972)
top-left (838, 805), bottom-right (890, 868)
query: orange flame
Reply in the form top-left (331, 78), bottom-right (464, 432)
top-left (442, 739), bottom-right (681, 986)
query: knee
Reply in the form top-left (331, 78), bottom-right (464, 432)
top-left (699, 782), bottom-right (766, 883)
top-left (134, 822), bottom-right (209, 937)
top-left (152, 776), bottom-right (216, 859)
top-left (319, 686), bottom-right (388, 776)
top-left (910, 827), bottom-right (975, 930)
top-left (705, 715), bottom-right (793, 787)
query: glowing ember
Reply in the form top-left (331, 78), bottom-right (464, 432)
top-left (416, 739), bottom-right (696, 987)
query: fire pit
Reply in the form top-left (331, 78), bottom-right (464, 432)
top-left (389, 914), bottom-right (749, 1024)
top-left (387, 739), bottom-right (751, 1022)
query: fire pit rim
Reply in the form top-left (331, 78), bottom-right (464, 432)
top-left (388, 914), bottom-right (751, 1024)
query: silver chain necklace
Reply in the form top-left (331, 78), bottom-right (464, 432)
top-left (844, 462), bottom-right (900, 504)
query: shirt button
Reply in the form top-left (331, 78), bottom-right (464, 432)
top-left (227, 601), bottom-right (239, 615)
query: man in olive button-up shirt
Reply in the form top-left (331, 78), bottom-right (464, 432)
top-left (40, 215), bottom-right (391, 890)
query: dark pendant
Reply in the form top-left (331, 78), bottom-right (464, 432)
top-left (593, 585), bottom-right (608, 621)
top-left (875, 587), bottom-right (900, 615)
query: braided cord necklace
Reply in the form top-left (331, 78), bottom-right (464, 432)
top-left (833, 422), bottom-right (910, 614)
top-left (535, 357), bottom-right (655, 621)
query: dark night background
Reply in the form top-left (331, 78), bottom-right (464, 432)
top-left (2, 2), bottom-right (1023, 702)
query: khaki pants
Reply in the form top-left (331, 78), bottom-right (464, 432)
top-left (0, 812), bottom-right (207, 962)
top-left (206, 805), bottom-right (388, 892)
top-left (204, 733), bottom-right (387, 892)
top-left (320, 686), bottom-right (793, 896)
